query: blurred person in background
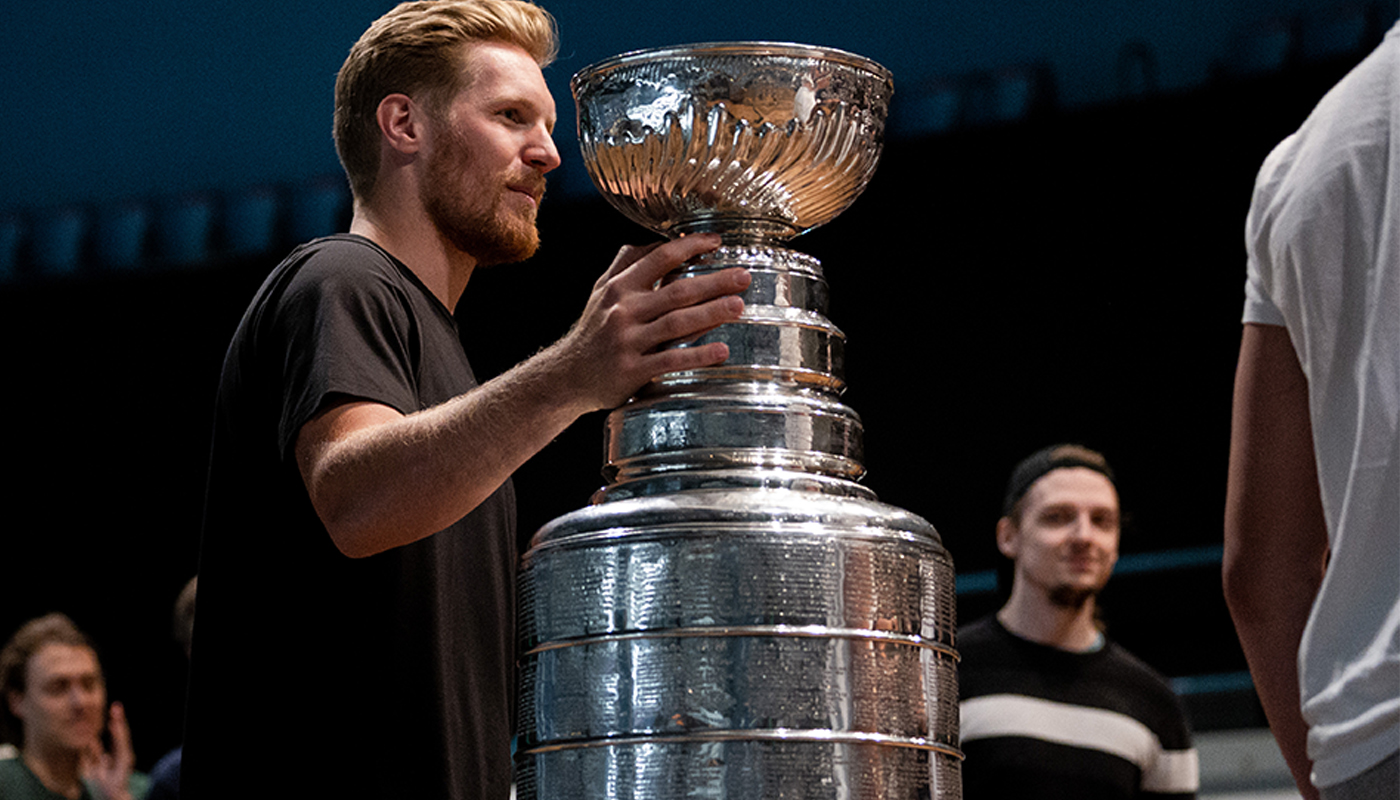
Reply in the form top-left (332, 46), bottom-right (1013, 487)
top-left (0, 613), bottom-right (149, 800)
top-left (145, 578), bottom-right (195, 800)
top-left (957, 444), bottom-right (1198, 799)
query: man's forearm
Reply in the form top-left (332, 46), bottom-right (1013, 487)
top-left (1222, 541), bottom-right (1324, 799)
top-left (296, 344), bottom-right (605, 558)
top-left (1223, 323), bottom-right (1329, 799)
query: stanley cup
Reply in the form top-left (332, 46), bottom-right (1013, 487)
top-left (514, 43), bottom-right (962, 799)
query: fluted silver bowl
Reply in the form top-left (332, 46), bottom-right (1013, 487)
top-left (572, 42), bottom-right (893, 242)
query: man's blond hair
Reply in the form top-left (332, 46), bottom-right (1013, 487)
top-left (333, 0), bottom-right (559, 202)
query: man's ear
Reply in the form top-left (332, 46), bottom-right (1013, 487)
top-left (377, 93), bottom-right (427, 156)
top-left (995, 516), bottom-right (1019, 559)
top-left (6, 689), bottom-right (23, 720)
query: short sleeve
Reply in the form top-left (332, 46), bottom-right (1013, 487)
top-left (1242, 138), bottom-right (1291, 329)
top-left (1242, 264), bottom-right (1286, 326)
top-left (269, 245), bottom-right (424, 456)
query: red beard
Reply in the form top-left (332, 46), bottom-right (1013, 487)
top-left (421, 126), bottom-right (545, 266)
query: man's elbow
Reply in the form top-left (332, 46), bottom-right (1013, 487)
top-left (1226, 549), bottom-right (1260, 622)
top-left (318, 499), bottom-right (440, 558)
top-left (323, 514), bottom-right (390, 559)
top-left (312, 491), bottom-right (410, 558)
top-left (1221, 528), bottom-right (1326, 627)
top-left (1221, 513), bottom-right (1284, 625)
top-left (328, 529), bottom-right (384, 559)
top-left (304, 468), bottom-right (409, 558)
top-left (1221, 550), bottom-right (1264, 623)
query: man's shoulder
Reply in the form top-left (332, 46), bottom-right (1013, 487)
top-left (240, 234), bottom-right (438, 345)
top-left (235, 235), bottom-right (393, 323)
top-left (0, 755), bottom-right (28, 781)
top-left (1097, 638), bottom-right (1178, 696)
top-left (0, 757), bottom-right (60, 800)
top-left (1090, 639), bottom-right (1194, 743)
top-left (287, 233), bottom-right (393, 266)
top-left (275, 234), bottom-right (407, 295)
top-left (956, 615), bottom-right (1040, 665)
top-left (0, 755), bottom-right (23, 785)
top-left (956, 615), bottom-right (1029, 700)
top-left (956, 614), bottom-right (1006, 649)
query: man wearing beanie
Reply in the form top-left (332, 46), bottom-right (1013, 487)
top-left (957, 444), bottom-right (1199, 799)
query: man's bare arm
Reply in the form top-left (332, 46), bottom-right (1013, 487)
top-left (296, 233), bottom-right (750, 558)
top-left (1223, 322), bottom-right (1330, 800)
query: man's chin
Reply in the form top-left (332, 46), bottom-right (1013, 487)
top-left (55, 732), bottom-right (100, 753)
top-left (473, 231), bottom-right (540, 267)
top-left (1048, 584), bottom-right (1100, 609)
top-left (441, 220), bottom-right (540, 267)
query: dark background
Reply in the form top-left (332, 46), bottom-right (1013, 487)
top-left (2, 0), bottom-right (1390, 771)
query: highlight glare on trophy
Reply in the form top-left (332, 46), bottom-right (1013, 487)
top-left (574, 42), bottom-right (889, 244)
top-left (514, 43), bottom-right (962, 800)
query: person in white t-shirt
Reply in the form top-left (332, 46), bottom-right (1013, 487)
top-left (1225, 21), bottom-right (1400, 800)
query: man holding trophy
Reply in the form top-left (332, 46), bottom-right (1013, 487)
top-left (181, 2), bottom-right (749, 798)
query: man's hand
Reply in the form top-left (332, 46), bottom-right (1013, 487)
top-left (550, 232), bottom-right (750, 410)
top-left (80, 701), bottom-right (135, 800)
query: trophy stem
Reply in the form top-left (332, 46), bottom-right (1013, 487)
top-left (600, 243), bottom-right (859, 497)
top-left (669, 217), bottom-right (803, 245)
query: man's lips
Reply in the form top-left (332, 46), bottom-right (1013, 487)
top-left (508, 179), bottom-right (545, 205)
top-left (1063, 554), bottom-right (1103, 571)
top-left (61, 715), bottom-right (103, 741)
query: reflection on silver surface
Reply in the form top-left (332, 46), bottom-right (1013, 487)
top-left (572, 42), bottom-right (891, 241)
top-left (516, 42), bottom-right (961, 800)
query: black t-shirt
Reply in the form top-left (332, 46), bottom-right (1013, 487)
top-left (182, 235), bottom-right (518, 800)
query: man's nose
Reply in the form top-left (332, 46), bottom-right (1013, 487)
top-left (1066, 514), bottom-right (1094, 540)
top-left (526, 127), bottom-right (561, 174)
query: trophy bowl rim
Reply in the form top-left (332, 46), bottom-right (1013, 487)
top-left (569, 40), bottom-right (893, 96)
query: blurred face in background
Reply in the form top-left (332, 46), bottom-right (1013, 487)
top-left (6, 643), bottom-right (106, 755)
top-left (999, 467), bottom-right (1121, 609)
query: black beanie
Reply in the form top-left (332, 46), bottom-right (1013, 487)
top-left (1001, 443), bottom-right (1116, 517)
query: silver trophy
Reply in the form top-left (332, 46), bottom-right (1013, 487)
top-left (515, 43), bottom-right (962, 800)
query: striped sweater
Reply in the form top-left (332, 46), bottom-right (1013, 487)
top-left (957, 615), bottom-right (1199, 799)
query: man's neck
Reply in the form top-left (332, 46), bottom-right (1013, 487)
top-left (997, 590), bottom-right (1102, 652)
top-left (22, 746), bottom-right (84, 799)
top-left (349, 204), bottom-right (476, 312)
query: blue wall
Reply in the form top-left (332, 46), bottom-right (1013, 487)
top-left (1, 0), bottom-right (1359, 210)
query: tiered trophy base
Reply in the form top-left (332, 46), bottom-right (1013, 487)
top-left (515, 243), bottom-right (962, 799)
top-left (515, 490), bottom-right (961, 800)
